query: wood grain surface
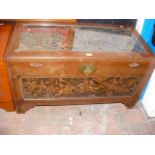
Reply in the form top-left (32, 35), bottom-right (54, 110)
top-left (0, 23), bottom-right (14, 111)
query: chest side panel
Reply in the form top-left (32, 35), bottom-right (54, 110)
top-left (0, 23), bottom-right (14, 111)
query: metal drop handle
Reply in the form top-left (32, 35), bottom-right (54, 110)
top-left (129, 63), bottom-right (140, 68)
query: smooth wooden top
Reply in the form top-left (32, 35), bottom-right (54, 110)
top-left (0, 23), bottom-right (12, 60)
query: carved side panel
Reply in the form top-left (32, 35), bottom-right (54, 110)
top-left (21, 77), bottom-right (141, 99)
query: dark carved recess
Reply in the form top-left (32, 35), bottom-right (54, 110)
top-left (22, 77), bottom-right (141, 99)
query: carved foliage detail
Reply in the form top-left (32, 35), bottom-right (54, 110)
top-left (22, 77), bottom-right (141, 98)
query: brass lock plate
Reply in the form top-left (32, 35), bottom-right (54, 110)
top-left (80, 64), bottom-right (96, 76)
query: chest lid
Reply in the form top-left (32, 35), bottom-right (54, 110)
top-left (6, 22), bottom-right (153, 60)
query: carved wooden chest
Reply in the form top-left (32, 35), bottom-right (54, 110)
top-left (0, 22), bottom-right (14, 111)
top-left (6, 22), bottom-right (155, 113)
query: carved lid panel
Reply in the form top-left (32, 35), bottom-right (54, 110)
top-left (15, 23), bottom-right (147, 53)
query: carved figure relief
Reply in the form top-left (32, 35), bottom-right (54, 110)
top-left (22, 77), bottom-right (141, 99)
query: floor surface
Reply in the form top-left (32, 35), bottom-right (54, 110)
top-left (0, 103), bottom-right (155, 135)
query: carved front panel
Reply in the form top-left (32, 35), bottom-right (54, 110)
top-left (21, 77), bottom-right (141, 99)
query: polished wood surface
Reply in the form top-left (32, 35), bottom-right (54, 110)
top-left (9, 60), bottom-right (149, 77)
top-left (6, 21), bottom-right (155, 113)
top-left (0, 23), bottom-right (14, 111)
top-left (0, 19), bottom-right (77, 23)
top-left (0, 23), bottom-right (12, 59)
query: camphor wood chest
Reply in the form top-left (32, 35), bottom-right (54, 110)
top-left (0, 22), bottom-right (14, 111)
top-left (6, 21), bottom-right (155, 113)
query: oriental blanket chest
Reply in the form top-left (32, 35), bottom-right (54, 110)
top-left (6, 21), bottom-right (155, 113)
top-left (0, 22), bottom-right (14, 111)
